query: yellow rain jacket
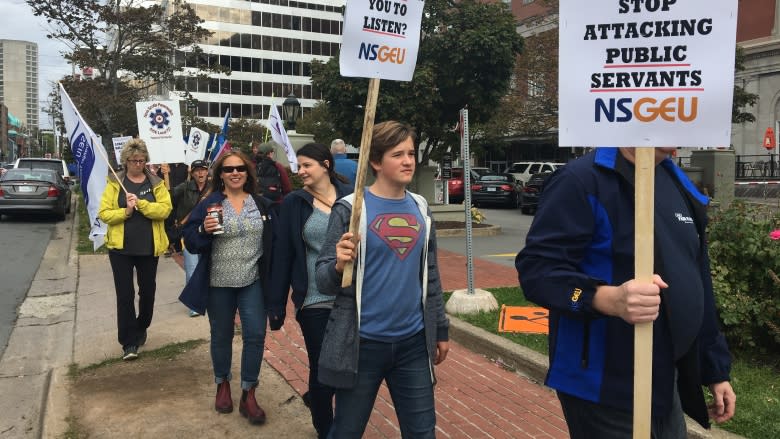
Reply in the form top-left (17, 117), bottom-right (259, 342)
top-left (98, 170), bottom-right (172, 256)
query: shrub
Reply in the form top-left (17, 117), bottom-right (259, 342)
top-left (707, 200), bottom-right (780, 352)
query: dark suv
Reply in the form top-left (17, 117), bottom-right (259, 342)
top-left (520, 172), bottom-right (553, 215)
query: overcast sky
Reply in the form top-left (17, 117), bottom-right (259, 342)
top-left (2, 0), bottom-right (73, 129)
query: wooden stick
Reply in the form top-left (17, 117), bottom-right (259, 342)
top-left (342, 78), bottom-right (381, 287)
top-left (633, 147), bottom-right (655, 439)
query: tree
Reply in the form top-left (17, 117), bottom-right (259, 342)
top-left (28, 0), bottom-right (223, 146)
top-left (295, 102), bottom-right (344, 145)
top-left (310, 0), bottom-right (523, 165)
top-left (732, 46), bottom-right (758, 124)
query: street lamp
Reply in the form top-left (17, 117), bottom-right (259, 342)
top-left (282, 92), bottom-right (301, 131)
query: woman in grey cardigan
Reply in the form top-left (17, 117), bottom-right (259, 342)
top-left (315, 121), bottom-right (449, 438)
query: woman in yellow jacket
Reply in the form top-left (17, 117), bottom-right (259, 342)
top-left (99, 139), bottom-right (172, 361)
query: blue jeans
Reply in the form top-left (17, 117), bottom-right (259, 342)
top-left (207, 279), bottom-right (266, 390)
top-left (183, 247), bottom-right (198, 283)
top-left (328, 330), bottom-right (435, 439)
top-left (297, 307), bottom-right (336, 438)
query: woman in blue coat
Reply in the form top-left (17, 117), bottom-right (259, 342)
top-left (268, 143), bottom-right (352, 438)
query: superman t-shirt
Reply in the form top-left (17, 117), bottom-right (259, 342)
top-left (360, 189), bottom-right (425, 342)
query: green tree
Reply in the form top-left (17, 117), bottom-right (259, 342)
top-left (310, 0), bottom-right (522, 165)
top-left (28, 0), bottom-right (223, 145)
top-left (295, 102), bottom-right (344, 145)
top-left (732, 46), bottom-right (758, 124)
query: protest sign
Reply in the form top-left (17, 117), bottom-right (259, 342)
top-left (135, 100), bottom-right (186, 163)
top-left (185, 127), bottom-right (209, 164)
top-left (340, 0), bottom-right (425, 81)
top-left (559, 0), bottom-right (738, 147)
top-left (112, 136), bottom-right (133, 164)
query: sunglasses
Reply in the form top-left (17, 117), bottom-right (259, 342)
top-left (221, 165), bottom-right (248, 174)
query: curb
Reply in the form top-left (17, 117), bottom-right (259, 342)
top-left (436, 224), bottom-right (501, 238)
top-left (40, 195), bottom-right (79, 439)
top-left (447, 315), bottom-right (744, 439)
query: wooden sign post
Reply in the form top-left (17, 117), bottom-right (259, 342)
top-left (633, 147), bottom-right (655, 438)
top-left (341, 78), bottom-right (380, 287)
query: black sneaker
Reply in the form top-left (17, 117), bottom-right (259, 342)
top-left (122, 345), bottom-right (138, 361)
top-left (137, 330), bottom-right (147, 347)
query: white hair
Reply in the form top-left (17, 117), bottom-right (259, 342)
top-left (330, 139), bottom-right (346, 154)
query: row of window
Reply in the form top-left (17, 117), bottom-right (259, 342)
top-left (193, 5), bottom-right (342, 36)
top-left (177, 52), bottom-right (320, 76)
top-left (192, 101), bottom-right (309, 120)
top-left (174, 77), bottom-right (321, 101)
top-left (243, 0), bottom-right (343, 13)
top-left (201, 32), bottom-right (340, 56)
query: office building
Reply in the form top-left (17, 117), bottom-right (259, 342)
top-left (169, 0), bottom-right (344, 126)
top-left (0, 39), bottom-right (39, 131)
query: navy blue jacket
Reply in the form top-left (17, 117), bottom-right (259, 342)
top-left (515, 148), bottom-right (731, 428)
top-left (267, 179), bottom-right (352, 326)
top-left (178, 191), bottom-right (275, 315)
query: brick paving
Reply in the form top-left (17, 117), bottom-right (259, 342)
top-left (263, 247), bottom-right (568, 438)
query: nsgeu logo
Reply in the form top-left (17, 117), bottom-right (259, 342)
top-left (595, 97), bottom-right (698, 123)
top-left (358, 42), bottom-right (407, 64)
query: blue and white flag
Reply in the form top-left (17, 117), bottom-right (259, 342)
top-left (59, 83), bottom-right (109, 250)
top-left (209, 108), bottom-right (230, 163)
top-left (267, 104), bottom-right (298, 172)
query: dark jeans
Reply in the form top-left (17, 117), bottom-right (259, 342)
top-left (207, 279), bottom-right (266, 390)
top-left (297, 307), bottom-right (336, 439)
top-left (108, 251), bottom-right (159, 349)
top-left (328, 330), bottom-right (435, 439)
top-left (557, 388), bottom-right (686, 439)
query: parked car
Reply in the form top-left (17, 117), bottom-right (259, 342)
top-left (503, 161), bottom-right (565, 185)
top-left (470, 173), bottom-right (523, 208)
top-left (445, 166), bottom-right (490, 203)
top-left (0, 168), bottom-right (72, 220)
top-left (14, 158), bottom-right (72, 183)
top-left (521, 171), bottom-right (553, 215)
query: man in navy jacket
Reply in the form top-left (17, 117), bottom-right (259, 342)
top-left (516, 147), bottom-right (735, 438)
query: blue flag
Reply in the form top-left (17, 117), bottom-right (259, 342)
top-left (209, 108), bottom-right (230, 162)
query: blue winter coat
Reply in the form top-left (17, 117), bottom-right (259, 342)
top-left (515, 148), bottom-right (731, 428)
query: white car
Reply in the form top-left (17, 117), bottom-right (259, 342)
top-left (14, 158), bottom-right (72, 183)
top-left (503, 162), bottom-right (565, 185)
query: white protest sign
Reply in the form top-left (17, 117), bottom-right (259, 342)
top-left (135, 100), bottom-right (186, 163)
top-left (340, 0), bottom-right (425, 81)
top-left (559, 0), bottom-right (737, 147)
top-left (185, 127), bottom-right (209, 165)
top-left (111, 135), bottom-right (133, 164)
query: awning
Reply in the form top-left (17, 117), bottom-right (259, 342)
top-left (7, 113), bottom-right (21, 128)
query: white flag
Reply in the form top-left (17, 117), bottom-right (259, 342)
top-left (59, 83), bottom-right (109, 250)
top-left (185, 127), bottom-right (209, 164)
top-left (267, 104), bottom-right (298, 172)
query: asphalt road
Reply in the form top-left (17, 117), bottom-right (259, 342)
top-left (0, 215), bottom-right (55, 357)
top-left (437, 205), bottom-right (534, 268)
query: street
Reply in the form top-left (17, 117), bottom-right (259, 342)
top-left (437, 205), bottom-right (533, 269)
top-left (0, 216), bottom-right (55, 358)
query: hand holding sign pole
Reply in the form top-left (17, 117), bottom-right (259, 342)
top-left (339, 0), bottom-right (425, 287)
top-left (559, 1), bottom-right (737, 436)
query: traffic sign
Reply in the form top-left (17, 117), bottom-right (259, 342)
top-left (764, 127), bottom-right (776, 150)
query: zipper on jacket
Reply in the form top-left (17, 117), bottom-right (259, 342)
top-left (581, 320), bottom-right (590, 369)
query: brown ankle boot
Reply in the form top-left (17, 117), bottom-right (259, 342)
top-left (239, 386), bottom-right (266, 424)
top-left (215, 381), bottom-right (233, 413)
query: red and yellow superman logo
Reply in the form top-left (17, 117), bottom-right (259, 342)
top-left (370, 214), bottom-right (422, 260)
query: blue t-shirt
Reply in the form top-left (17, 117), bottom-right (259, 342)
top-left (360, 189), bottom-right (425, 342)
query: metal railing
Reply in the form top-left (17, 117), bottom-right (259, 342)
top-left (735, 154), bottom-right (780, 179)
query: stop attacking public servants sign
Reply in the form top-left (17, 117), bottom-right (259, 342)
top-left (558, 0), bottom-right (738, 147)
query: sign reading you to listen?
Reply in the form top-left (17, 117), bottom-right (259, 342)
top-left (558, 0), bottom-right (737, 147)
top-left (340, 0), bottom-right (424, 81)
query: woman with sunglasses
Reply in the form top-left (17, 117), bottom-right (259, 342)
top-left (267, 143), bottom-right (352, 438)
top-left (98, 139), bottom-right (172, 362)
top-left (180, 151), bottom-right (275, 425)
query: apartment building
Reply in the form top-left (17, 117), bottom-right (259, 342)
top-left (0, 39), bottom-right (39, 131)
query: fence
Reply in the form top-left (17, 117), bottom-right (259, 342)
top-left (735, 154), bottom-right (780, 179)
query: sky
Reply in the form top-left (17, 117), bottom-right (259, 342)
top-left (1, 0), bottom-right (73, 129)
